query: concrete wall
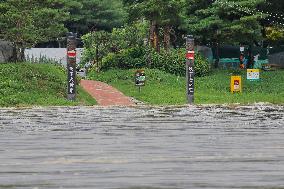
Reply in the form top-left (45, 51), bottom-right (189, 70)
top-left (25, 48), bottom-right (84, 67)
top-left (268, 52), bottom-right (284, 68)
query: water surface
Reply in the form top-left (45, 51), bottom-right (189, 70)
top-left (0, 105), bottom-right (284, 189)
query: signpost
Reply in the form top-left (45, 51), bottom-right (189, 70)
top-left (186, 35), bottom-right (195, 104)
top-left (135, 70), bottom-right (146, 92)
top-left (67, 32), bottom-right (77, 101)
top-left (230, 76), bottom-right (242, 93)
top-left (247, 69), bottom-right (260, 81)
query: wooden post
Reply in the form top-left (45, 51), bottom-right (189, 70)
top-left (186, 35), bottom-right (195, 104)
top-left (66, 32), bottom-right (77, 101)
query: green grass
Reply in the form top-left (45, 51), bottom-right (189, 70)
top-left (0, 63), bottom-right (96, 107)
top-left (88, 68), bottom-right (284, 105)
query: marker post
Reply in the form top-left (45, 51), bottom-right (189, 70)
top-left (66, 32), bottom-right (77, 101)
top-left (185, 35), bottom-right (195, 104)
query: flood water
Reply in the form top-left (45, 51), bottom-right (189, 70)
top-left (0, 105), bottom-right (284, 189)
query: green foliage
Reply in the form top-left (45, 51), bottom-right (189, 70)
top-left (110, 21), bottom-right (149, 50)
top-left (88, 68), bottom-right (284, 105)
top-left (0, 0), bottom-right (69, 61)
top-left (81, 31), bottom-right (112, 64)
top-left (96, 46), bottom-right (211, 77)
top-left (123, 0), bottom-right (185, 50)
top-left (81, 21), bottom-right (148, 65)
top-left (0, 63), bottom-right (96, 107)
top-left (65, 0), bottom-right (127, 35)
top-left (123, 0), bottom-right (184, 25)
top-left (194, 52), bottom-right (211, 77)
top-left (185, 0), bottom-right (266, 45)
top-left (100, 47), bottom-right (147, 70)
top-left (265, 27), bottom-right (284, 45)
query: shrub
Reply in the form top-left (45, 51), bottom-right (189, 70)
top-left (101, 47), bottom-right (147, 70)
top-left (81, 22), bottom-right (148, 66)
top-left (194, 52), bottom-right (211, 77)
top-left (99, 47), bottom-right (211, 77)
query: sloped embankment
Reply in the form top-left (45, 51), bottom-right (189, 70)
top-left (0, 63), bottom-right (96, 107)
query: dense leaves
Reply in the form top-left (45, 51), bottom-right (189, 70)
top-left (123, 0), bottom-right (184, 50)
top-left (0, 0), bottom-right (69, 61)
top-left (185, 0), bottom-right (266, 45)
top-left (99, 46), bottom-right (211, 77)
top-left (81, 22), bottom-right (148, 65)
top-left (65, 0), bottom-right (127, 36)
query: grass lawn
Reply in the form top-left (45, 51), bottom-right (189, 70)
top-left (0, 63), bottom-right (97, 107)
top-left (88, 68), bottom-right (284, 105)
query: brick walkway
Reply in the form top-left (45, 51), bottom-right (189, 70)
top-left (80, 80), bottom-right (135, 106)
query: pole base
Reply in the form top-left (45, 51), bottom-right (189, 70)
top-left (67, 94), bottom-right (76, 101)
top-left (187, 96), bottom-right (194, 104)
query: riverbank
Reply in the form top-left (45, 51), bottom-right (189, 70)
top-left (0, 63), bottom-right (96, 107)
top-left (88, 68), bottom-right (284, 105)
top-left (1, 63), bottom-right (283, 107)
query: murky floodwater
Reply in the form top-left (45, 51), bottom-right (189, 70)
top-left (0, 105), bottom-right (284, 189)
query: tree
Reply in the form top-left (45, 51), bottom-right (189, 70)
top-left (123, 0), bottom-right (184, 52)
top-left (186, 0), bottom-right (266, 45)
top-left (259, 0), bottom-right (284, 45)
top-left (65, 0), bottom-right (128, 36)
top-left (185, 0), bottom-right (266, 67)
top-left (0, 0), bottom-right (69, 61)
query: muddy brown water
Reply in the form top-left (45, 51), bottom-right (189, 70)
top-left (0, 105), bottom-right (284, 189)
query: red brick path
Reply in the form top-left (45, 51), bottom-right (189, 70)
top-left (80, 80), bottom-right (135, 106)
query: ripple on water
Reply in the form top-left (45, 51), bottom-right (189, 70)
top-left (0, 105), bottom-right (284, 189)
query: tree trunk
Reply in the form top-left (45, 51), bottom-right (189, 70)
top-left (95, 44), bottom-right (99, 72)
top-left (149, 20), bottom-right (160, 52)
top-left (20, 47), bottom-right (25, 61)
top-left (11, 44), bottom-right (24, 62)
top-left (154, 26), bottom-right (160, 53)
top-left (163, 25), bottom-right (171, 51)
top-left (247, 44), bottom-right (253, 69)
top-left (214, 41), bottom-right (220, 68)
top-left (11, 45), bottom-right (18, 62)
top-left (149, 20), bottom-right (156, 48)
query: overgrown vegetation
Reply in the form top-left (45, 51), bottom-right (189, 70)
top-left (88, 68), bottom-right (284, 105)
top-left (82, 22), bottom-right (211, 77)
top-left (0, 63), bottom-right (96, 107)
top-left (99, 47), bottom-right (210, 77)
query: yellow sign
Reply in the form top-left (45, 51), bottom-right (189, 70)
top-left (231, 76), bottom-right (242, 93)
top-left (247, 69), bottom-right (260, 80)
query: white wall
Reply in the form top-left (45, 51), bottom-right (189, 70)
top-left (25, 48), bottom-right (83, 66)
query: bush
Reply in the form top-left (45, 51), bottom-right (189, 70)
top-left (99, 47), bottom-right (211, 77)
top-left (101, 47), bottom-right (147, 70)
top-left (81, 22), bottom-right (149, 66)
top-left (194, 52), bottom-right (211, 77)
